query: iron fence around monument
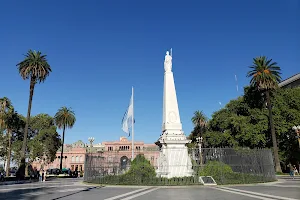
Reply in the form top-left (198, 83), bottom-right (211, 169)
top-left (83, 147), bottom-right (276, 185)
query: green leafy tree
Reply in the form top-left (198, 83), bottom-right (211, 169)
top-left (3, 107), bottom-right (23, 176)
top-left (27, 114), bottom-right (62, 166)
top-left (11, 140), bottom-right (23, 165)
top-left (272, 88), bottom-right (300, 167)
top-left (54, 107), bottom-right (76, 170)
top-left (0, 130), bottom-right (7, 162)
top-left (3, 113), bottom-right (26, 167)
top-left (247, 56), bottom-right (282, 172)
top-left (127, 154), bottom-right (156, 178)
top-left (205, 96), bottom-right (269, 148)
top-left (0, 98), bottom-right (24, 176)
top-left (202, 86), bottom-right (300, 169)
top-left (17, 50), bottom-right (52, 172)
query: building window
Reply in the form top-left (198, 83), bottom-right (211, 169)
top-left (151, 156), bottom-right (154, 161)
top-left (108, 146), bottom-right (113, 151)
top-left (72, 156), bottom-right (75, 162)
top-left (76, 156), bottom-right (79, 162)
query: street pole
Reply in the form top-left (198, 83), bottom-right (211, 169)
top-left (196, 137), bottom-right (203, 166)
top-left (131, 86), bottom-right (134, 161)
top-left (199, 137), bottom-right (203, 167)
top-left (87, 137), bottom-right (94, 179)
top-left (88, 137), bottom-right (95, 153)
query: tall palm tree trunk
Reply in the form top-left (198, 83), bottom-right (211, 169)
top-left (20, 78), bottom-right (35, 176)
top-left (6, 129), bottom-right (12, 177)
top-left (266, 90), bottom-right (282, 173)
top-left (60, 125), bottom-right (66, 171)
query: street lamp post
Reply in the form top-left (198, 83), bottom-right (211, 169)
top-left (196, 136), bottom-right (203, 166)
top-left (88, 137), bottom-right (95, 153)
top-left (292, 126), bottom-right (300, 149)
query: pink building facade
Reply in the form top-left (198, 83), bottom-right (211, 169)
top-left (32, 137), bottom-right (159, 173)
top-left (32, 140), bottom-right (87, 172)
top-left (102, 137), bottom-right (159, 166)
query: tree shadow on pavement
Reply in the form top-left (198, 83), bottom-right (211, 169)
top-left (0, 186), bottom-right (101, 200)
top-left (0, 187), bottom-right (46, 200)
top-left (50, 186), bottom-right (100, 200)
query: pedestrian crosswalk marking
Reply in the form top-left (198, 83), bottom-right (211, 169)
top-left (22, 187), bottom-right (89, 197)
top-left (104, 187), bottom-right (152, 200)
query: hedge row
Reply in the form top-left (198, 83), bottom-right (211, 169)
top-left (86, 173), bottom-right (272, 186)
top-left (89, 175), bottom-right (201, 186)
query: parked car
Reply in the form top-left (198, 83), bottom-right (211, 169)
top-left (46, 168), bottom-right (61, 175)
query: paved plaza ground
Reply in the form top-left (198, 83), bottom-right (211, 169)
top-left (0, 176), bottom-right (299, 200)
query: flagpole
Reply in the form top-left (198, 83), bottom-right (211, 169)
top-left (131, 86), bottom-right (134, 161)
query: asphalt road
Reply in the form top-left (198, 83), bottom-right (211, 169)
top-left (0, 176), bottom-right (299, 200)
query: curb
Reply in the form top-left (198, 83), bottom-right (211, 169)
top-left (82, 183), bottom-right (206, 188)
top-left (81, 180), bottom-right (282, 188)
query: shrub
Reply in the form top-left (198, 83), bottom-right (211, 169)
top-left (199, 160), bottom-right (233, 182)
top-left (199, 160), bottom-right (275, 185)
top-left (126, 154), bottom-right (156, 179)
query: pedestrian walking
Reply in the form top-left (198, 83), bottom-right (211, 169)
top-left (43, 170), bottom-right (46, 182)
top-left (294, 165), bottom-right (298, 176)
top-left (288, 163), bottom-right (295, 179)
top-left (39, 169), bottom-right (43, 182)
top-left (75, 167), bottom-right (78, 178)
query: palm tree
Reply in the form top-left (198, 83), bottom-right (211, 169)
top-left (54, 107), bottom-right (76, 170)
top-left (192, 110), bottom-right (208, 128)
top-left (0, 97), bottom-right (12, 128)
top-left (0, 97), bottom-right (13, 176)
top-left (247, 56), bottom-right (282, 172)
top-left (17, 50), bottom-right (52, 172)
top-left (4, 107), bottom-right (20, 176)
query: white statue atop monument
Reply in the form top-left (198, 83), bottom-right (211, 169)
top-left (164, 51), bottom-right (172, 72)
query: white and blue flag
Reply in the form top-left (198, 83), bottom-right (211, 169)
top-left (122, 90), bottom-right (134, 136)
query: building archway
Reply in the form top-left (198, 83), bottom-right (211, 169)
top-left (120, 156), bottom-right (129, 171)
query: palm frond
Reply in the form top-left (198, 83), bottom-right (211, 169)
top-left (54, 107), bottom-right (76, 129)
top-left (247, 56), bottom-right (281, 90)
top-left (191, 110), bottom-right (207, 127)
top-left (16, 50), bottom-right (52, 83)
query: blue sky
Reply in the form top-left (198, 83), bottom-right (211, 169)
top-left (0, 0), bottom-right (299, 145)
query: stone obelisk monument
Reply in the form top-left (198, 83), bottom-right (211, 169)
top-left (156, 50), bottom-right (193, 178)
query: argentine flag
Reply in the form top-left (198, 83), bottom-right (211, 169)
top-left (122, 89), bottom-right (134, 136)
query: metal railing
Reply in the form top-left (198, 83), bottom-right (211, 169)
top-left (83, 147), bottom-right (276, 185)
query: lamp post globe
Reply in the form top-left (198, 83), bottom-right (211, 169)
top-left (88, 137), bottom-right (95, 153)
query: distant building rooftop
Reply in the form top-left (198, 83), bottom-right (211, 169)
top-left (278, 73), bottom-right (300, 89)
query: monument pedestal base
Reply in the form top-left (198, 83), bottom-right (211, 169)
top-left (156, 136), bottom-right (193, 178)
